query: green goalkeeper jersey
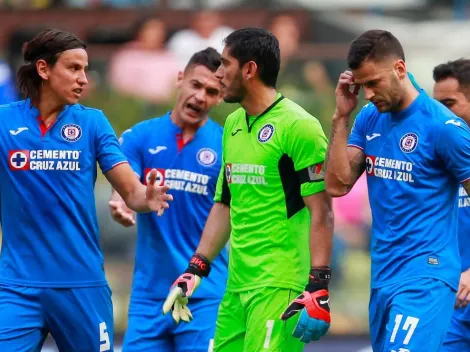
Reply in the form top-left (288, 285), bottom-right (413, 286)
top-left (214, 93), bottom-right (328, 292)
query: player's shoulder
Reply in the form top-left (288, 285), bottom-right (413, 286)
top-left (126, 113), bottom-right (171, 135)
top-left (276, 96), bottom-right (323, 128)
top-left (0, 99), bottom-right (29, 116)
top-left (70, 103), bottom-right (106, 117)
top-left (224, 107), bottom-right (245, 127)
top-left (205, 117), bottom-right (223, 135)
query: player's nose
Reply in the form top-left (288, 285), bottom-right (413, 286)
top-left (363, 86), bottom-right (375, 100)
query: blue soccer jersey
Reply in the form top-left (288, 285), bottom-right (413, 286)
top-left (0, 100), bottom-right (127, 287)
top-left (120, 112), bottom-right (228, 300)
top-left (452, 186), bottom-right (470, 321)
top-left (348, 91), bottom-right (470, 290)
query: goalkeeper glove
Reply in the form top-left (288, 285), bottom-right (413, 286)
top-left (280, 266), bottom-right (331, 343)
top-left (162, 253), bottom-right (211, 323)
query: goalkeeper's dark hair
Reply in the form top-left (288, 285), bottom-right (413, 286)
top-left (18, 28), bottom-right (86, 105)
top-left (185, 47), bottom-right (221, 73)
top-left (347, 29), bottom-right (405, 70)
top-left (223, 27), bottom-right (280, 88)
top-left (433, 58), bottom-right (470, 99)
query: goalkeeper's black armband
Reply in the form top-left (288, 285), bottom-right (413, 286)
top-left (186, 253), bottom-right (212, 277)
top-left (306, 266), bottom-right (331, 292)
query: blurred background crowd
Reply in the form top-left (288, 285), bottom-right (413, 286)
top-left (0, 0), bottom-right (468, 346)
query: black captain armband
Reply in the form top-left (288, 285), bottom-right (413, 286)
top-left (298, 163), bottom-right (325, 183)
top-left (186, 253), bottom-right (212, 277)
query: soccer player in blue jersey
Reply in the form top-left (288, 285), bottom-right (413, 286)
top-left (0, 29), bottom-right (172, 352)
top-left (325, 30), bottom-right (470, 351)
top-left (433, 58), bottom-right (470, 351)
top-left (109, 47), bottom-right (228, 352)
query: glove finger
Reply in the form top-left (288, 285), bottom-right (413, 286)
top-left (292, 309), bottom-right (309, 338)
top-left (179, 304), bottom-right (192, 323)
top-left (181, 304), bottom-right (193, 321)
top-left (172, 299), bottom-right (182, 324)
top-left (163, 287), bottom-right (183, 315)
top-left (300, 330), bottom-right (313, 344)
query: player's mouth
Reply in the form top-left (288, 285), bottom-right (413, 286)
top-left (185, 103), bottom-right (203, 118)
top-left (72, 88), bottom-right (83, 98)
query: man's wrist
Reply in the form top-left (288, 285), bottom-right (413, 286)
top-left (186, 253), bottom-right (212, 277)
top-left (306, 266), bottom-right (331, 292)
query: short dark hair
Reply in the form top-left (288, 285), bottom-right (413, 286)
top-left (433, 59), bottom-right (470, 96)
top-left (224, 27), bottom-right (280, 88)
top-left (347, 29), bottom-right (405, 70)
top-left (185, 47), bottom-right (221, 73)
top-left (17, 28), bottom-right (86, 104)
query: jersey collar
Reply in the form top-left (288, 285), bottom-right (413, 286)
top-left (391, 90), bottom-right (426, 120)
top-left (245, 93), bottom-right (284, 132)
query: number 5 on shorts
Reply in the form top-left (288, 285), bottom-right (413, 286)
top-left (390, 314), bottom-right (419, 345)
top-left (100, 322), bottom-right (111, 352)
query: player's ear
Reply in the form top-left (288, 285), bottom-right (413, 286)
top-left (175, 71), bottom-right (184, 88)
top-left (36, 59), bottom-right (49, 81)
top-left (395, 60), bottom-right (407, 81)
top-left (243, 61), bottom-right (257, 81)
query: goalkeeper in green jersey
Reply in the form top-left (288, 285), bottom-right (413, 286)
top-left (163, 27), bottom-right (334, 351)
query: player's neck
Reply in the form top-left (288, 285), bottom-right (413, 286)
top-left (398, 79), bottom-right (420, 112)
top-left (37, 90), bottom-right (66, 127)
top-left (171, 111), bottom-right (207, 141)
top-left (241, 85), bottom-right (278, 116)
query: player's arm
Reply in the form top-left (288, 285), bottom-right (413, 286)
top-left (435, 118), bottom-right (470, 308)
top-left (95, 114), bottom-right (172, 215)
top-left (325, 118), bottom-right (366, 197)
top-left (163, 157), bottom-right (231, 323)
top-left (325, 70), bottom-right (366, 197)
top-left (105, 164), bottom-right (172, 215)
top-left (304, 191), bottom-right (334, 267)
top-left (278, 116), bottom-right (333, 342)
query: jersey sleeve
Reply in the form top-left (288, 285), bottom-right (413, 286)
top-left (214, 127), bottom-right (231, 205)
top-left (284, 117), bottom-right (328, 197)
top-left (347, 104), bottom-right (369, 150)
top-left (119, 127), bottom-right (143, 177)
top-left (95, 112), bottom-right (128, 173)
top-left (436, 118), bottom-right (470, 183)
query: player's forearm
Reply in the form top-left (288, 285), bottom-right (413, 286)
top-left (195, 202), bottom-right (231, 262)
top-left (324, 114), bottom-right (353, 196)
top-left (309, 194), bottom-right (334, 267)
top-left (123, 184), bottom-right (152, 213)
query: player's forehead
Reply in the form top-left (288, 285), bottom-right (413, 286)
top-left (220, 46), bottom-right (237, 66)
top-left (56, 48), bottom-right (88, 67)
top-left (433, 77), bottom-right (461, 98)
top-left (352, 60), bottom-right (389, 85)
top-left (187, 64), bottom-right (221, 89)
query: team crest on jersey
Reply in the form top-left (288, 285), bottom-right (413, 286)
top-left (61, 124), bottom-right (82, 142)
top-left (225, 163), bottom-right (232, 183)
top-left (197, 148), bottom-right (217, 167)
top-left (399, 133), bottom-right (418, 153)
top-left (258, 124), bottom-right (275, 143)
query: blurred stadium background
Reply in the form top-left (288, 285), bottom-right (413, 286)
top-left (0, 0), bottom-right (467, 350)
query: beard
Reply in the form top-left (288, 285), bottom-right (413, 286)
top-left (223, 72), bottom-right (246, 104)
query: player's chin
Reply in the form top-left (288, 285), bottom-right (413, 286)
top-left (65, 94), bottom-right (81, 105)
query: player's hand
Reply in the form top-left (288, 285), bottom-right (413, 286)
top-left (281, 267), bottom-right (331, 343)
top-left (109, 199), bottom-right (136, 227)
top-left (162, 272), bottom-right (201, 323)
top-left (456, 268), bottom-right (470, 308)
top-left (145, 168), bottom-right (173, 216)
top-left (162, 254), bottom-right (211, 324)
top-left (335, 70), bottom-right (360, 118)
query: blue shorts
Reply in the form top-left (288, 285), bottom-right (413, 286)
top-left (442, 309), bottom-right (470, 351)
top-left (369, 278), bottom-right (455, 352)
top-left (0, 284), bottom-right (114, 352)
top-left (123, 297), bottom-right (220, 352)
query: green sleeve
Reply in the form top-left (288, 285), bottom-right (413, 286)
top-left (283, 116), bottom-right (328, 197)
